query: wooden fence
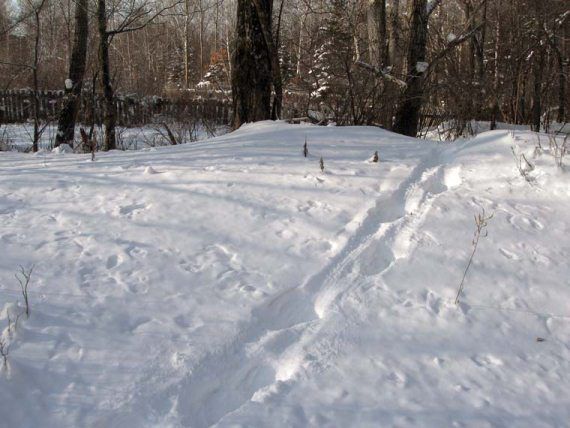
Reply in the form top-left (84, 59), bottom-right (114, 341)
top-left (0, 89), bottom-right (231, 126)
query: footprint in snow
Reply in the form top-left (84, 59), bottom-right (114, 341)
top-left (106, 254), bottom-right (120, 269)
top-left (472, 354), bottom-right (504, 367)
top-left (118, 203), bottom-right (147, 216)
top-left (276, 228), bottom-right (296, 239)
top-left (499, 248), bottom-right (521, 261)
top-left (507, 214), bottom-right (544, 232)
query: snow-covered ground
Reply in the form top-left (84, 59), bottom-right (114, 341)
top-left (0, 122), bottom-right (569, 427)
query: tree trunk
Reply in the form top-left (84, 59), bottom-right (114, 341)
top-left (388, 0), bottom-right (400, 73)
top-left (184, 0), bottom-right (191, 88)
top-left (531, 48), bottom-right (545, 132)
top-left (552, 25), bottom-right (566, 123)
top-left (557, 51), bottom-right (566, 123)
top-left (32, 7), bottom-right (41, 153)
top-left (531, 3), bottom-right (545, 132)
top-left (97, 0), bottom-right (116, 151)
top-left (490, 0), bottom-right (501, 130)
top-left (231, 0), bottom-right (273, 128)
top-left (476, 0), bottom-right (487, 81)
top-left (393, 0), bottom-right (429, 137)
top-left (368, 0), bottom-right (388, 68)
top-left (55, 0), bottom-right (88, 148)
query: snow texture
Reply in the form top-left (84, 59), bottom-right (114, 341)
top-left (1, 122), bottom-right (569, 427)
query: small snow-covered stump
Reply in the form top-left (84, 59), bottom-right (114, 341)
top-left (372, 151), bottom-right (379, 163)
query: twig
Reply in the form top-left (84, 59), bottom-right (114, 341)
top-left (455, 209), bottom-right (493, 305)
top-left (0, 339), bottom-right (8, 369)
top-left (15, 265), bottom-right (34, 318)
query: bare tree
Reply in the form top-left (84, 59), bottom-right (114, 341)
top-left (97, 0), bottom-right (182, 151)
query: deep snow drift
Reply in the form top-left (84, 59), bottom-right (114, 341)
top-left (0, 122), bottom-right (569, 427)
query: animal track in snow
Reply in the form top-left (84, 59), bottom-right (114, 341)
top-left (506, 214), bottom-right (544, 232)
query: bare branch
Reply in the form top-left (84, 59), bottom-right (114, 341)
top-left (355, 61), bottom-right (407, 88)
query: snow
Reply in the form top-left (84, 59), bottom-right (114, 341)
top-left (416, 61), bottom-right (429, 73)
top-left (51, 143), bottom-right (73, 154)
top-left (1, 122), bottom-right (569, 427)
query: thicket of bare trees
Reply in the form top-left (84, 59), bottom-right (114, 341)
top-left (1, 0), bottom-right (569, 140)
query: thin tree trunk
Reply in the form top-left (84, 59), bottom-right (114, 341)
top-left (490, 0), bottom-right (501, 130)
top-left (476, 0), bottom-right (487, 81)
top-left (55, 0), bottom-right (89, 148)
top-left (531, 2), bottom-right (545, 132)
top-left (32, 5), bottom-right (42, 153)
top-left (199, 0), bottom-right (205, 74)
top-left (184, 0), bottom-right (191, 88)
top-left (97, 0), bottom-right (116, 151)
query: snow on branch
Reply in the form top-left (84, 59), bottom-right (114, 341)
top-left (355, 61), bottom-right (407, 88)
top-left (428, 23), bottom-right (485, 72)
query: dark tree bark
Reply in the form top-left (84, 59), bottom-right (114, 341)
top-left (231, 0), bottom-right (274, 129)
top-left (252, 0), bottom-right (283, 120)
top-left (388, 0), bottom-right (401, 72)
top-left (490, 0), bottom-right (502, 130)
top-left (392, 0), bottom-right (429, 137)
top-left (531, 2), bottom-right (546, 133)
top-left (555, 42), bottom-right (566, 123)
top-left (97, 0), bottom-right (116, 151)
top-left (546, 15), bottom-right (568, 123)
top-left (55, 0), bottom-right (89, 148)
top-left (476, 0), bottom-right (487, 82)
top-left (369, 0), bottom-right (388, 68)
top-left (32, 4), bottom-right (41, 153)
